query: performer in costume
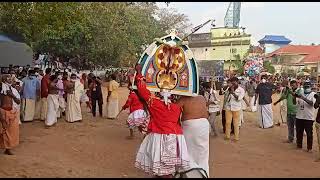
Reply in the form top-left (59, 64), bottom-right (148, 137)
top-left (134, 64), bottom-right (190, 177)
top-left (122, 83), bottom-right (149, 139)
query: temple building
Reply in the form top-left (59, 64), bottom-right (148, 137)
top-left (188, 27), bottom-right (251, 72)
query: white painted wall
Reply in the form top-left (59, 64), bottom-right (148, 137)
top-left (264, 43), bottom-right (287, 54)
top-left (190, 47), bottom-right (213, 61)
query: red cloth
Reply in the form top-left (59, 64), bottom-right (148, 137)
top-left (62, 79), bottom-right (69, 99)
top-left (135, 74), bottom-right (183, 135)
top-left (122, 91), bottom-right (144, 113)
top-left (41, 74), bottom-right (50, 98)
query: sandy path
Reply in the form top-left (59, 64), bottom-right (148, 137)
top-left (0, 87), bottom-right (319, 178)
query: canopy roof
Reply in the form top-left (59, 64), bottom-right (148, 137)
top-left (258, 35), bottom-right (291, 44)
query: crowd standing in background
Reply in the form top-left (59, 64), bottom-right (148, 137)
top-left (0, 64), bottom-right (126, 155)
top-left (1, 63), bottom-right (320, 179)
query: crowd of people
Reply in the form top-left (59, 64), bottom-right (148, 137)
top-left (0, 65), bottom-right (122, 155)
top-left (205, 74), bottom-right (320, 159)
top-left (125, 68), bottom-right (320, 178)
top-left (1, 63), bottom-right (320, 178)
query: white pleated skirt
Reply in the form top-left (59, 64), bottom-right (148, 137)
top-left (127, 109), bottom-right (148, 128)
top-left (135, 133), bottom-right (190, 176)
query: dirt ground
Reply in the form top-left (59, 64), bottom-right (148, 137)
top-left (0, 87), bottom-right (319, 178)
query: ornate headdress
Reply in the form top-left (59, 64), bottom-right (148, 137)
top-left (134, 29), bottom-right (199, 98)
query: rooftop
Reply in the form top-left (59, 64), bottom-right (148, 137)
top-left (258, 35), bottom-right (291, 44)
top-left (267, 45), bottom-right (320, 63)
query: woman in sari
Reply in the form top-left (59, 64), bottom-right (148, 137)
top-left (107, 74), bottom-right (119, 119)
top-left (102, 76), bottom-right (109, 118)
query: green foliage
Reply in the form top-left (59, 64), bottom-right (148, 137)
top-left (232, 54), bottom-right (244, 74)
top-left (263, 61), bottom-right (275, 74)
top-left (0, 2), bottom-right (190, 68)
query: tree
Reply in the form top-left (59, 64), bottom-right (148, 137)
top-left (232, 54), bottom-right (245, 74)
top-left (263, 61), bottom-right (275, 74)
top-left (155, 8), bottom-right (192, 38)
top-left (0, 2), bottom-right (191, 68)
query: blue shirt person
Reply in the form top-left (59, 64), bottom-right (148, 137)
top-left (21, 71), bottom-right (40, 100)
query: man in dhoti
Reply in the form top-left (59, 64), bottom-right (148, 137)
top-left (65, 74), bottom-right (83, 123)
top-left (56, 73), bottom-right (66, 119)
top-left (203, 82), bottom-right (220, 137)
top-left (254, 75), bottom-right (278, 129)
top-left (107, 74), bottom-right (119, 119)
top-left (245, 78), bottom-right (257, 112)
top-left (21, 70), bottom-right (40, 122)
top-left (39, 68), bottom-right (51, 121)
top-left (177, 95), bottom-right (210, 177)
top-left (33, 67), bottom-right (43, 120)
top-left (0, 74), bottom-right (20, 155)
top-left (45, 75), bottom-right (60, 127)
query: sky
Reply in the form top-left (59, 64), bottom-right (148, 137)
top-left (157, 2), bottom-right (320, 45)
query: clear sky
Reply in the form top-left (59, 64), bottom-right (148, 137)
top-left (157, 2), bottom-right (319, 45)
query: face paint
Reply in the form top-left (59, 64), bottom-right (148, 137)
top-left (160, 91), bottom-right (172, 105)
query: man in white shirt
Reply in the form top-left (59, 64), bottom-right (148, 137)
top-left (203, 82), bottom-right (220, 137)
top-left (225, 77), bottom-right (245, 141)
top-left (295, 81), bottom-right (316, 152)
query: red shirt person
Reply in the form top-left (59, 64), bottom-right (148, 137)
top-left (134, 64), bottom-right (189, 177)
top-left (122, 88), bottom-right (149, 138)
top-left (39, 68), bottom-right (52, 121)
top-left (122, 90), bottom-right (144, 114)
top-left (41, 69), bottom-right (51, 99)
top-left (135, 73), bottom-right (183, 134)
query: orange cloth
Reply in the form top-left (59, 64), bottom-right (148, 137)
top-left (0, 108), bottom-right (19, 149)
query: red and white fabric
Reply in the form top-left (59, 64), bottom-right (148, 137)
top-left (127, 109), bottom-right (149, 129)
top-left (135, 133), bottom-right (190, 176)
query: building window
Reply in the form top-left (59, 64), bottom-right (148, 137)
top-left (230, 48), bottom-right (237, 54)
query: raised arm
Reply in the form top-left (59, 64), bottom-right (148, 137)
top-left (135, 74), bottom-right (151, 102)
top-left (299, 94), bottom-right (314, 106)
top-left (274, 88), bottom-right (287, 105)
